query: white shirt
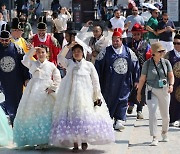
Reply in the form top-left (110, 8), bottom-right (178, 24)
top-left (174, 49), bottom-right (180, 58)
top-left (38, 33), bottom-right (48, 42)
top-left (58, 13), bottom-right (71, 30)
top-left (110, 16), bottom-right (127, 38)
top-left (112, 45), bottom-right (123, 55)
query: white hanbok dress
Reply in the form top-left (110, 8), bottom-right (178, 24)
top-left (50, 49), bottom-right (114, 147)
top-left (13, 49), bottom-right (61, 147)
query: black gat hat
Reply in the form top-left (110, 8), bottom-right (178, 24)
top-left (0, 24), bottom-right (11, 39)
top-left (11, 17), bottom-right (24, 30)
top-left (37, 16), bottom-right (47, 30)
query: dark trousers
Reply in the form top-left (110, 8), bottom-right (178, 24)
top-left (54, 33), bottom-right (64, 48)
top-left (128, 85), bottom-right (146, 112)
top-left (113, 99), bottom-right (128, 121)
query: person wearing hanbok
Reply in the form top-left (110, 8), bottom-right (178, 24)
top-left (13, 46), bottom-right (61, 149)
top-left (30, 16), bottom-right (61, 66)
top-left (80, 21), bottom-right (111, 64)
top-left (0, 24), bottom-right (30, 125)
top-left (0, 106), bottom-right (13, 147)
top-left (164, 31), bottom-right (180, 127)
top-left (127, 23), bottom-right (152, 119)
top-left (11, 18), bottom-right (30, 54)
top-left (95, 28), bottom-right (140, 131)
top-left (50, 43), bottom-right (115, 152)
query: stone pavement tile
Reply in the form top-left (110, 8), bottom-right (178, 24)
top-left (126, 106), bottom-right (180, 154)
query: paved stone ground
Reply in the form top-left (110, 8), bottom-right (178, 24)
top-left (126, 106), bottom-right (180, 154)
top-left (1, 90), bottom-right (180, 154)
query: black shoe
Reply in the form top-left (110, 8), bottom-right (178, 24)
top-left (127, 106), bottom-right (134, 114)
top-left (81, 143), bottom-right (88, 151)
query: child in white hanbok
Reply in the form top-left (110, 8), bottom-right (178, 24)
top-left (13, 46), bottom-right (61, 149)
top-left (0, 106), bottom-right (13, 147)
top-left (50, 43), bottom-right (114, 152)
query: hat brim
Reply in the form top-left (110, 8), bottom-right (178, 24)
top-left (131, 30), bottom-right (148, 33)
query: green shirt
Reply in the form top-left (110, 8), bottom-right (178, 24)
top-left (147, 17), bottom-right (159, 39)
top-left (141, 58), bottom-right (172, 88)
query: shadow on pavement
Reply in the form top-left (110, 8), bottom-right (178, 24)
top-left (169, 127), bottom-right (180, 132)
top-left (115, 140), bottom-right (129, 144)
top-left (128, 142), bottom-right (150, 147)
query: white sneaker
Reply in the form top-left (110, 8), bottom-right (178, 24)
top-left (114, 120), bottom-right (125, 131)
top-left (150, 138), bottom-right (158, 146)
top-left (161, 133), bottom-right (169, 142)
top-left (174, 121), bottom-right (180, 127)
top-left (137, 111), bottom-right (144, 119)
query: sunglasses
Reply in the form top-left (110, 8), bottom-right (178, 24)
top-left (173, 42), bottom-right (180, 45)
top-left (132, 10), bottom-right (138, 11)
top-left (158, 50), bottom-right (165, 53)
top-left (163, 18), bottom-right (168, 21)
top-left (154, 12), bottom-right (159, 14)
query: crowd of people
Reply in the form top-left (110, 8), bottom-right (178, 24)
top-left (0, 0), bottom-right (180, 152)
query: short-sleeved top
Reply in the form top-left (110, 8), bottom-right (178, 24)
top-left (141, 58), bottom-right (172, 88)
top-left (157, 20), bottom-right (175, 41)
top-left (125, 15), bottom-right (145, 37)
top-left (146, 16), bottom-right (159, 39)
top-left (110, 16), bottom-right (127, 38)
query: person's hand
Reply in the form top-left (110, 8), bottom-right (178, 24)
top-left (126, 21), bottom-right (131, 27)
top-left (168, 85), bottom-right (173, 93)
top-left (45, 88), bottom-right (55, 94)
top-left (85, 20), bottom-right (93, 27)
top-left (24, 79), bottom-right (29, 87)
top-left (137, 92), bottom-right (141, 102)
top-left (67, 41), bottom-right (77, 49)
top-left (166, 26), bottom-right (172, 32)
top-left (94, 99), bottom-right (102, 107)
top-left (153, 31), bottom-right (158, 36)
top-left (64, 7), bottom-right (67, 12)
top-left (26, 42), bottom-right (33, 50)
top-left (134, 82), bottom-right (138, 89)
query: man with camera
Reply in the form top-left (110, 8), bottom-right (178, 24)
top-left (137, 42), bottom-right (174, 146)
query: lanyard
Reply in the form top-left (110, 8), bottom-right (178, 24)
top-left (152, 58), bottom-right (167, 79)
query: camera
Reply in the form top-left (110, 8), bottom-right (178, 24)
top-left (158, 79), bottom-right (167, 88)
